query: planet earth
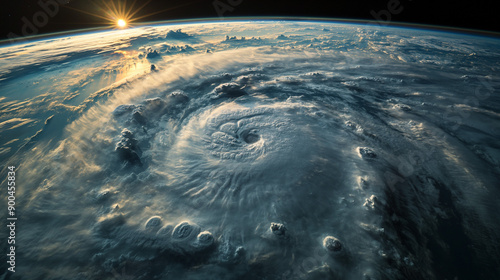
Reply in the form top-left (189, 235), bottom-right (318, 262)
top-left (0, 19), bottom-right (499, 280)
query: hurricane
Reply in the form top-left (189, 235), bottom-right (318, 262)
top-left (1, 20), bottom-right (499, 280)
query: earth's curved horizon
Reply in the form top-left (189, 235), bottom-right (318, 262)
top-left (3, 17), bottom-right (500, 46)
top-left (0, 19), bottom-right (499, 280)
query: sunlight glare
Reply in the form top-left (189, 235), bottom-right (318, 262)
top-left (117, 19), bottom-right (126, 28)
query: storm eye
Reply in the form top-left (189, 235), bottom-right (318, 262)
top-left (240, 129), bottom-right (260, 144)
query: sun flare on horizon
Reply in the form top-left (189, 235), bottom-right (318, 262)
top-left (117, 19), bottom-right (127, 28)
top-left (62, 0), bottom-right (196, 30)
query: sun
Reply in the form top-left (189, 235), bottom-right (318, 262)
top-left (64, 0), bottom-right (190, 30)
top-left (117, 19), bottom-right (127, 28)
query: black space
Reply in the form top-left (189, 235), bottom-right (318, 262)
top-left (1, 0), bottom-right (499, 41)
